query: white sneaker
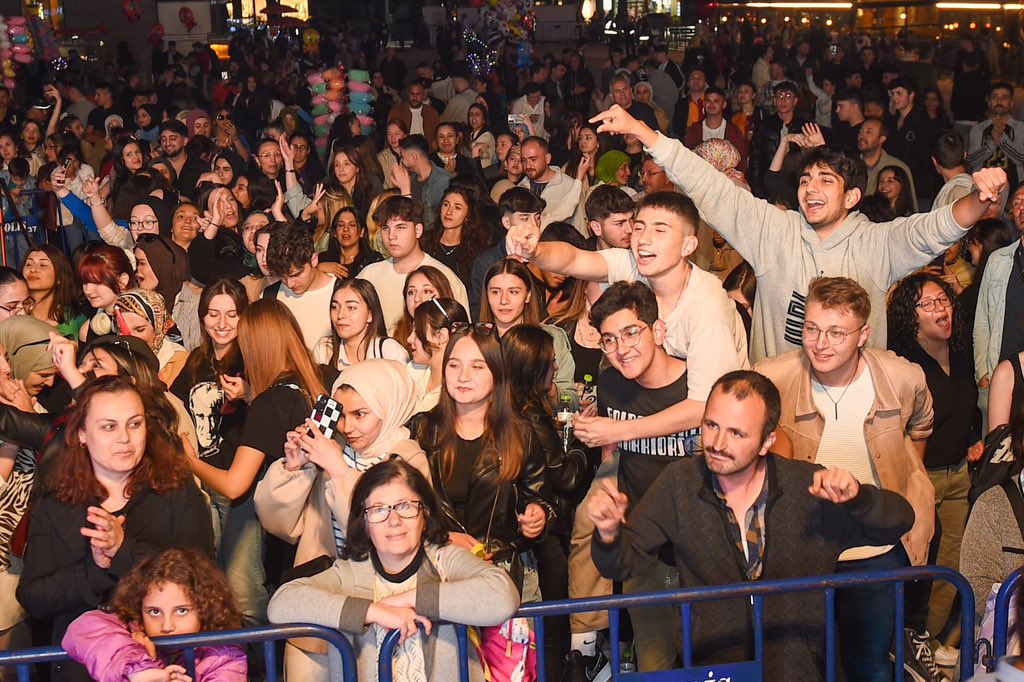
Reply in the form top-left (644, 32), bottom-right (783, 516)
top-left (933, 645), bottom-right (959, 668)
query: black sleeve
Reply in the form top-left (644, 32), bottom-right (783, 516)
top-left (531, 414), bottom-right (588, 497)
top-left (0, 403), bottom-right (54, 450)
top-left (832, 483), bottom-right (915, 550)
top-left (239, 385), bottom-right (308, 459)
top-left (188, 232), bottom-right (251, 286)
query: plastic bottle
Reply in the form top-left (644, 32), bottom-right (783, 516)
top-left (619, 646), bottom-right (636, 673)
top-left (557, 393), bottom-right (574, 450)
top-left (580, 373), bottom-right (597, 407)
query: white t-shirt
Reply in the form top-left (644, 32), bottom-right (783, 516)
top-left (409, 106), bottom-right (425, 136)
top-left (357, 253), bottom-right (470, 335)
top-left (811, 363), bottom-right (892, 561)
top-left (702, 119), bottom-right (726, 140)
top-left (271, 275), bottom-right (336, 351)
top-left (598, 249), bottom-right (749, 401)
top-left (312, 335), bottom-right (410, 370)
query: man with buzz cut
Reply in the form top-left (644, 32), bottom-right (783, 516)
top-left (587, 103), bottom-right (1007, 363)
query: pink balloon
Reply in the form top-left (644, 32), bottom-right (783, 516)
top-left (311, 93), bottom-right (326, 105)
top-left (13, 52), bottom-right (31, 64)
top-left (306, 73), bottom-right (324, 85)
top-left (348, 81), bottom-right (371, 93)
top-left (7, 16), bottom-right (26, 25)
top-left (327, 101), bottom-right (342, 113)
top-left (1, 49), bottom-right (11, 59)
top-left (356, 114), bottom-right (373, 126)
top-left (12, 45), bottom-right (29, 53)
top-left (2, 78), bottom-right (14, 90)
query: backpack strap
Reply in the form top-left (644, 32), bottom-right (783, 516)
top-left (1001, 475), bottom-right (1024, 539)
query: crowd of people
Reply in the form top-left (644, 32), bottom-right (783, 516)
top-left (0, 18), bottom-right (1017, 682)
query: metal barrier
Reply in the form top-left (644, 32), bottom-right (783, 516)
top-left (992, 566), bottom-right (1024, 668)
top-left (0, 624), bottom-right (360, 682)
top-left (378, 566), bottom-right (975, 682)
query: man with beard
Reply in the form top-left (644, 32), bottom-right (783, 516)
top-left (158, 120), bottom-right (205, 200)
top-left (587, 104), bottom-right (1007, 362)
top-left (588, 367), bottom-right (915, 680)
top-left (967, 81), bottom-right (1024, 187)
top-left (517, 136), bottom-right (582, 227)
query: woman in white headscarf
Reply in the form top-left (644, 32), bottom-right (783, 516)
top-left (253, 358), bottom-right (430, 682)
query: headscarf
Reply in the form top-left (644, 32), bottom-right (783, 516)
top-left (138, 104), bottom-right (162, 132)
top-left (0, 315), bottom-right (55, 380)
top-left (113, 288), bottom-right (170, 353)
top-left (330, 358), bottom-right (421, 461)
top-left (135, 234), bottom-right (191, 307)
top-left (213, 148), bottom-right (246, 182)
top-left (133, 196), bottom-right (174, 238)
top-left (186, 109), bottom-right (212, 138)
top-left (596, 150), bottom-right (631, 186)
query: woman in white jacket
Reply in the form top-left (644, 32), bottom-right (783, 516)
top-left (255, 358), bottom-right (431, 681)
top-left (267, 456), bottom-right (520, 681)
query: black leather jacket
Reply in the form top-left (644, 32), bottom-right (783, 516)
top-left (523, 406), bottom-right (592, 538)
top-left (417, 419), bottom-right (553, 563)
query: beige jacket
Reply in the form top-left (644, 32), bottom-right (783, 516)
top-left (755, 347), bottom-right (935, 565)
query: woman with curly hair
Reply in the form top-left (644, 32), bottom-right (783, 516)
top-left (16, 377), bottom-right (214, 678)
top-left (887, 272), bottom-right (982, 648)
top-left (423, 186), bottom-right (486, 284)
top-left (63, 548), bottom-right (246, 681)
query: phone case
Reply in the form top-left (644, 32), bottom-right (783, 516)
top-left (309, 394), bottom-right (343, 440)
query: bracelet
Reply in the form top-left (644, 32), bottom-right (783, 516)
top-left (209, 223), bottom-right (220, 229)
top-left (285, 169), bottom-right (297, 174)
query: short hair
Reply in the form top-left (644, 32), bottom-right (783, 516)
top-left (609, 73), bottom-right (632, 90)
top-left (798, 145), bottom-right (868, 196)
top-left (399, 134), bottom-right (430, 158)
top-left (710, 370), bottom-right (782, 442)
top-left (990, 80), bottom-right (1015, 99)
top-left (704, 85), bottom-right (726, 99)
top-left (835, 88), bottom-right (863, 107)
top-left (7, 157), bottom-right (28, 179)
top-left (887, 76), bottom-right (917, 95)
top-left (635, 191), bottom-right (700, 234)
top-left (521, 136), bottom-right (549, 154)
top-left (654, 44), bottom-right (669, 55)
top-left (862, 115), bottom-right (890, 138)
top-left (372, 194), bottom-right (425, 227)
top-left (805, 276), bottom-right (871, 323)
top-left (159, 119), bottom-right (188, 137)
top-left (498, 187), bottom-right (546, 217)
top-left (436, 121), bottom-right (458, 138)
top-left (932, 130), bottom-right (966, 170)
top-left (590, 280), bottom-right (659, 330)
top-left (524, 82), bottom-right (544, 95)
top-left (586, 184), bottom-right (636, 222)
top-left (774, 80), bottom-right (799, 96)
top-left (265, 220), bottom-right (315, 277)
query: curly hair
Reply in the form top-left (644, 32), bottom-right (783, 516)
top-left (51, 376), bottom-right (192, 506)
top-left (341, 457), bottom-right (450, 562)
top-left (423, 186), bottom-right (486, 279)
top-left (110, 548), bottom-right (242, 632)
top-left (886, 272), bottom-right (963, 357)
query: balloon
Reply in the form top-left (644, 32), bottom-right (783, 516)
top-left (324, 88), bottom-right (343, 102)
top-left (12, 44), bottom-right (30, 53)
top-left (0, 51), bottom-right (10, 61)
top-left (311, 94), bottom-right (326, 105)
top-left (314, 114), bottom-right (331, 125)
top-left (7, 16), bottom-right (25, 26)
top-left (307, 73), bottom-right (324, 85)
top-left (148, 23), bottom-right (165, 45)
top-left (122, 0), bottom-right (142, 23)
top-left (328, 79), bottom-right (344, 90)
top-left (178, 7), bottom-right (196, 31)
top-left (312, 82), bottom-right (327, 93)
top-left (327, 101), bottom-right (343, 113)
top-left (349, 102), bottom-right (371, 115)
top-left (2, 78), bottom-right (13, 90)
top-left (2, 67), bottom-right (13, 78)
top-left (348, 69), bottom-right (370, 82)
top-left (356, 114), bottom-right (373, 126)
top-left (323, 68), bottom-right (340, 81)
top-left (314, 124), bottom-right (329, 137)
top-left (13, 53), bottom-right (31, 64)
top-left (302, 28), bottom-right (320, 55)
top-left (348, 81), bottom-right (371, 93)
top-left (312, 103), bottom-right (329, 115)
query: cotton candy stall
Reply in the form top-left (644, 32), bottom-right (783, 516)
top-left (307, 64), bottom-right (377, 157)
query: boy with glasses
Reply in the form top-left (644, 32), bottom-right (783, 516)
top-left (755, 276), bottom-right (935, 682)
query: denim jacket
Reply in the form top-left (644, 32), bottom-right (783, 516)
top-left (974, 239), bottom-right (1021, 382)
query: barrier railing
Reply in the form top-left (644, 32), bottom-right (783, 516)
top-left (992, 566), bottom-right (1024, 667)
top-left (378, 566), bottom-right (975, 682)
top-left (0, 624), bottom-right (359, 682)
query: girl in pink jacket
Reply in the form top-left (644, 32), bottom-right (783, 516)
top-left (62, 548), bottom-right (247, 682)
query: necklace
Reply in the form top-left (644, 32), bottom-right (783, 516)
top-left (440, 243), bottom-right (458, 256)
top-left (811, 359), bottom-right (859, 420)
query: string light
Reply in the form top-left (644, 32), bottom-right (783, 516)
top-left (463, 28), bottom-right (497, 76)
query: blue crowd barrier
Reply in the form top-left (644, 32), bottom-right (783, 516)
top-left (378, 566), bottom-right (975, 682)
top-left (0, 623), bottom-right (359, 682)
top-left (992, 566), bottom-right (1024, 668)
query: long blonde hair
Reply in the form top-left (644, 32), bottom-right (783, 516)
top-left (365, 187), bottom-right (400, 256)
top-left (237, 299), bottom-right (325, 403)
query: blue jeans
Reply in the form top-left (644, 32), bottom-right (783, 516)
top-left (835, 545), bottom-right (909, 682)
top-left (209, 491), bottom-right (269, 626)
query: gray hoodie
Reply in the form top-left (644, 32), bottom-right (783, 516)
top-left (646, 132), bottom-right (968, 362)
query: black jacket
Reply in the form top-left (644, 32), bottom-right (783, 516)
top-left (523, 406), bottom-right (592, 538)
top-left (748, 113), bottom-right (810, 199)
top-left (593, 454), bottom-right (914, 682)
top-left (16, 480), bottom-right (215, 662)
top-left (418, 419), bottom-right (552, 562)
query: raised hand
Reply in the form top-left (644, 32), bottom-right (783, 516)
top-left (589, 105), bottom-right (644, 138)
top-left (973, 166), bottom-right (1008, 202)
top-left (801, 123), bottom-right (826, 147)
top-left (587, 478), bottom-right (629, 543)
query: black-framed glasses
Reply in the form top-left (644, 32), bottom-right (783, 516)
top-left (0, 297), bottom-right (34, 314)
top-left (450, 321), bottom-right (496, 335)
top-left (128, 218), bottom-right (160, 230)
top-left (598, 324), bottom-right (649, 354)
top-left (801, 323), bottom-right (865, 345)
top-left (364, 500), bottom-right (424, 524)
top-left (915, 294), bottom-right (953, 312)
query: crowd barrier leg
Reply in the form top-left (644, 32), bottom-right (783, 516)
top-left (993, 567), bottom-right (1024, 667)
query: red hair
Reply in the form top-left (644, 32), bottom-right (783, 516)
top-left (76, 244), bottom-right (135, 292)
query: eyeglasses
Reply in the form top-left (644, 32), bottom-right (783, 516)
top-left (598, 324), bottom-right (649, 354)
top-left (364, 500), bottom-right (424, 524)
top-left (257, 151), bottom-right (282, 159)
top-left (801, 323), bottom-right (865, 345)
top-left (128, 218), bottom-right (160, 230)
top-left (640, 168), bottom-right (664, 177)
top-left (291, 145), bottom-right (309, 153)
top-left (0, 297), bottom-right (34, 314)
top-left (450, 321), bottom-right (497, 335)
top-left (916, 294), bottom-right (953, 312)
top-left (216, 114), bottom-right (232, 121)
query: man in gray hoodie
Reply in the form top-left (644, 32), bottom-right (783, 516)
top-left (583, 105), bottom-right (1007, 363)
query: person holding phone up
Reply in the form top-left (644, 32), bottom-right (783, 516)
top-left (254, 358), bottom-right (431, 682)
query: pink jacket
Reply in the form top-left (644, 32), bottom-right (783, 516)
top-left (62, 610), bottom-right (247, 682)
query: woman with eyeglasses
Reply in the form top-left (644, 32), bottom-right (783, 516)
top-left (0, 268), bottom-right (30, 323)
top-left (259, 359), bottom-right (429, 679)
top-left (67, 175), bottom-right (170, 251)
top-left (479, 258), bottom-right (577, 398)
top-left (406, 298), bottom-right (468, 415)
top-left (394, 266), bottom-right (454, 357)
top-left (313, 279), bottom-right (408, 371)
top-left (16, 376), bottom-right (214, 678)
top-left (887, 272), bottom-right (981, 650)
top-left (288, 130), bottom-right (325, 193)
top-left (267, 457), bottom-right (519, 682)
top-left (416, 324), bottom-right (551, 618)
top-left (22, 245), bottom-right (83, 339)
top-left (76, 244), bottom-right (136, 344)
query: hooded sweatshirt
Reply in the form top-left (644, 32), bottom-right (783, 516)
top-left (646, 131), bottom-right (968, 362)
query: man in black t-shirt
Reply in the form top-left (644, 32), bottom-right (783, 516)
top-left (565, 280), bottom-right (697, 676)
